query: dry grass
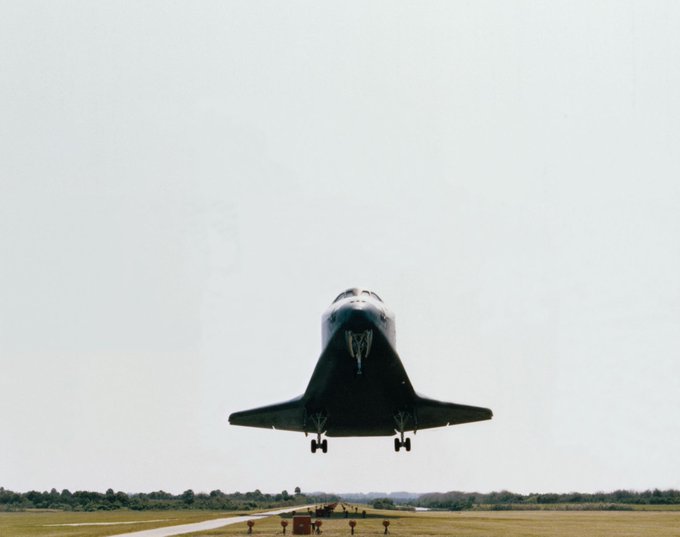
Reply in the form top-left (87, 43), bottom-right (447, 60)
top-left (186, 508), bottom-right (680, 537)
top-left (0, 509), bottom-right (244, 537)
top-left (4, 507), bottom-right (680, 537)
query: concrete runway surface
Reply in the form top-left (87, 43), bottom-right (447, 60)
top-left (110, 505), bottom-right (315, 537)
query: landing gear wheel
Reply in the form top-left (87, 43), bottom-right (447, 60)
top-left (393, 410), bottom-right (414, 453)
top-left (309, 411), bottom-right (328, 455)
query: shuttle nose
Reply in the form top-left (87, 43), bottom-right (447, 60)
top-left (343, 301), bottom-right (381, 329)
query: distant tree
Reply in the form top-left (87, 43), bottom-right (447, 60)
top-left (148, 490), bottom-right (172, 500)
top-left (372, 498), bottom-right (395, 510)
top-left (129, 497), bottom-right (145, 510)
top-left (245, 490), bottom-right (264, 501)
top-left (448, 497), bottom-right (474, 511)
top-left (182, 490), bottom-right (195, 504)
top-left (295, 487), bottom-right (301, 495)
top-left (115, 491), bottom-right (129, 507)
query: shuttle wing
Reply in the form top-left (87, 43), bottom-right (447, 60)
top-left (228, 395), bottom-right (305, 432)
top-left (414, 395), bottom-right (493, 430)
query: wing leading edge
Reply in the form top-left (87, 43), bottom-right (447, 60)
top-left (228, 395), bottom-right (305, 432)
top-left (414, 394), bottom-right (493, 430)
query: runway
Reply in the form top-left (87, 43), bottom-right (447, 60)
top-left (110, 505), bottom-right (315, 537)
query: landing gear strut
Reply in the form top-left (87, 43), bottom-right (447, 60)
top-left (309, 412), bottom-right (328, 454)
top-left (393, 410), bottom-right (412, 452)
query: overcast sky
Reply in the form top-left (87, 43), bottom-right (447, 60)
top-left (1, 1), bottom-right (679, 496)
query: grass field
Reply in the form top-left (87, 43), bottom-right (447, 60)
top-left (189, 508), bottom-right (680, 537)
top-left (3, 507), bottom-right (680, 537)
top-left (0, 509), bottom-right (244, 537)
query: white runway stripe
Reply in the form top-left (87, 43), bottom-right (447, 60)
top-left (110, 505), bottom-right (315, 537)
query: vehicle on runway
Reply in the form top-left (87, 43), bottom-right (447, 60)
top-left (229, 288), bottom-right (492, 453)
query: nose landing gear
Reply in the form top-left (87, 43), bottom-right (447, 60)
top-left (346, 330), bottom-right (373, 375)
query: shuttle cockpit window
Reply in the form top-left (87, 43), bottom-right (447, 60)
top-left (333, 289), bottom-right (355, 303)
top-left (333, 289), bottom-right (383, 303)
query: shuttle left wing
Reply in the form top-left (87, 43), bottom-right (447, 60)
top-left (414, 395), bottom-right (493, 430)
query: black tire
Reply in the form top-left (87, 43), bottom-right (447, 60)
top-left (405, 438), bottom-right (411, 452)
top-left (394, 438), bottom-right (401, 452)
top-left (311, 440), bottom-right (317, 453)
top-left (321, 439), bottom-right (328, 453)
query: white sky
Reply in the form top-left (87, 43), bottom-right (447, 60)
top-left (1, 1), bottom-right (679, 496)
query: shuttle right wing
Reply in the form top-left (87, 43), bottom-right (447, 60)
top-left (228, 395), bottom-right (305, 432)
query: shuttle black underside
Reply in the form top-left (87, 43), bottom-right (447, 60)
top-left (228, 328), bottom-right (492, 437)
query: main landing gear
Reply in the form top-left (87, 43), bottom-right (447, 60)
top-left (394, 437), bottom-right (411, 452)
top-left (393, 410), bottom-right (412, 452)
top-left (309, 412), bottom-right (328, 454)
top-left (311, 438), bottom-right (328, 454)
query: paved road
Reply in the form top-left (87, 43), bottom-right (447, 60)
top-left (110, 505), bottom-right (315, 537)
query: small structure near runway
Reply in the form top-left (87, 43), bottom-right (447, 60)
top-left (293, 514), bottom-right (312, 535)
top-left (315, 503), bottom-right (337, 518)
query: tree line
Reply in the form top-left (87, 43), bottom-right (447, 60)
top-left (4, 486), bottom-right (680, 512)
top-left (0, 487), bottom-right (339, 512)
top-left (413, 489), bottom-right (680, 510)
